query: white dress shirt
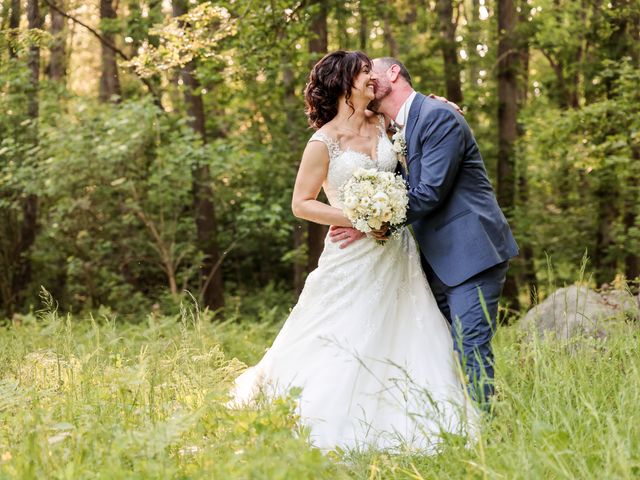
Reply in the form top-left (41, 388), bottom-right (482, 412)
top-left (394, 90), bottom-right (417, 132)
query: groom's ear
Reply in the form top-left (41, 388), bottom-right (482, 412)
top-left (388, 64), bottom-right (401, 83)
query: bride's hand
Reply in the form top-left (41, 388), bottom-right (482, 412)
top-left (428, 93), bottom-right (464, 115)
top-left (329, 226), bottom-right (366, 249)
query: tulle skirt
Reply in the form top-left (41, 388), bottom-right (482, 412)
top-left (230, 229), bottom-right (478, 452)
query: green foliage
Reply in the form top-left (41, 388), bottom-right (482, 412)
top-left (19, 98), bottom-right (198, 312)
top-left (126, 3), bottom-right (236, 78)
top-left (517, 61), bottom-right (640, 284)
top-left (0, 27), bottom-right (51, 55)
top-left (1, 87), bottom-right (302, 313)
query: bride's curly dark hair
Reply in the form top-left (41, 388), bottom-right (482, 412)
top-left (304, 50), bottom-right (372, 130)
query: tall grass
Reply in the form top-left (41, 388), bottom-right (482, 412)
top-left (0, 293), bottom-right (343, 479)
top-left (343, 323), bottom-right (640, 479)
top-left (1, 291), bottom-right (638, 479)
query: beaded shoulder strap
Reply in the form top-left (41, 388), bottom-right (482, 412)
top-left (308, 131), bottom-right (342, 161)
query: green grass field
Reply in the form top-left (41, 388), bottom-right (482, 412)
top-left (1, 295), bottom-right (639, 479)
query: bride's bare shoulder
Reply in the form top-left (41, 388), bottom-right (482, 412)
top-left (316, 123), bottom-right (339, 138)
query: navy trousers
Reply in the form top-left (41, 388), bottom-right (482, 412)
top-left (422, 257), bottom-right (509, 407)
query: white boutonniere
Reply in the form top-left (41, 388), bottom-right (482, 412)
top-left (391, 130), bottom-right (408, 172)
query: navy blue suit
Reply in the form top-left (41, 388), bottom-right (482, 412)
top-left (403, 93), bottom-right (518, 404)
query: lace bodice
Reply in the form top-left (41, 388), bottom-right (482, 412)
top-left (308, 115), bottom-right (398, 208)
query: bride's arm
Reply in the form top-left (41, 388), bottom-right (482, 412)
top-left (291, 141), bottom-right (352, 227)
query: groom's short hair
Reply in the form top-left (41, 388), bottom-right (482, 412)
top-left (376, 57), bottom-right (413, 86)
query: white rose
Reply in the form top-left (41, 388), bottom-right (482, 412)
top-left (344, 194), bottom-right (358, 209)
top-left (372, 202), bottom-right (385, 217)
top-left (354, 219), bottom-right (370, 233)
top-left (369, 217), bottom-right (383, 230)
top-left (372, 191), bottom-right (389, 204)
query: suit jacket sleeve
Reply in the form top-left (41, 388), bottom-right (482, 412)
top-left (405, 108), bottom-right (465, 225)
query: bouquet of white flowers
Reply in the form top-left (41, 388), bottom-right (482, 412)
top-left (340, 168), bottom-right (408, 240)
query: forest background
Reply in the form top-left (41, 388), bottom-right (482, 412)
top-left (1, 0), bottom-right (639, 320)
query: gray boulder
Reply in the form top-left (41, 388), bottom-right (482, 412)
top-left (520, 285), bottom-right (622, 340)
top-left (600, 288), bottom-right (640, 321)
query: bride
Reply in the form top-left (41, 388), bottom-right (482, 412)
top-left (230, 50), bottom-right (478, 452)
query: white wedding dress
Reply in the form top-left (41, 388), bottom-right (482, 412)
top-left (231, 117), bottom-right (478, 452)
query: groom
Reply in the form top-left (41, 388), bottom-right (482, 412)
top-left (330, 57), bottom-right (519, 407)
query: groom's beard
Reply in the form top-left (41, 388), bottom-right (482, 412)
top-left (368, 83), bottom-right (391, 112)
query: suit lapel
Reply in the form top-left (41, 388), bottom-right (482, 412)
top-left (404, 92), bottom-right (425, 145)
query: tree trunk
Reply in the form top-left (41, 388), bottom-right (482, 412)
top-left (437, 0), bottom-right (463, 103)
top-left (630, 0), bottom-right (640, 66)
top-left (519, 48), bottom-right (529, 104)
top-left (518, 172), bottom-right (538, 306)
top-left (625, 147), bottom-right (640, 281)
top-left (595, 0), bottom-right (634, 285)
top-left (48, 0), bottom-right (67, 82)
top-left (516, 0), bottom-right (536, 306)
top-left (359, 1), bottom-right (367, 50)
top-left (383, 10), bottom-right (399, 57)
top-left (282, 59), bottom-right (306, 295)
top-left (608, 0), bottom-right (630, 64)
top-left (466, 0), bottom-right (481, 87)
top-left (309, 0), bottom-right (328, 57)
top-left (2, 0), bottom-right (22, 314)
top-left (497, 0), bottom-right (520, 310)
top-left (307, 0), bottom-right (329, 274)
top-left (335, 3), bottom-right (349, 49)
top-left (12, 0), bottom-right (43, 312)
top-left (593, 179), bottom-right (618, 286)
top-left (292, 224), bottom-right (306, 295)
top-left (99, 0), bottom-right (121, 102)
top-left (307, 223), bottom-right (327, 274)
top-left (173, 0), bottom-right (224, 311)
top-left (625, 11), bottom-right (640, 283)
top-left (517, 0), bottom-right (529, 104)
top-left (27, 0), bottom-right (42, 119)
top-left (497, 0), bottom-right (519, 215)
top-left (568, 0), bottom-right (587, 109)
top-left (8, 0), bottom-right (20, 58)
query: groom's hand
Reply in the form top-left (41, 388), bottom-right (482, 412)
top-left (329, 226), bottom-right (365, 249)
top-left (370, 224), bottom-right (390, 241)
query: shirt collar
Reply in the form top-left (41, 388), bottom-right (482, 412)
top-left (393, 90), bottom-right (417, 129)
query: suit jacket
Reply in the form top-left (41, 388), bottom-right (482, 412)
top-left (403, 93), bottom-right (519, 286)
